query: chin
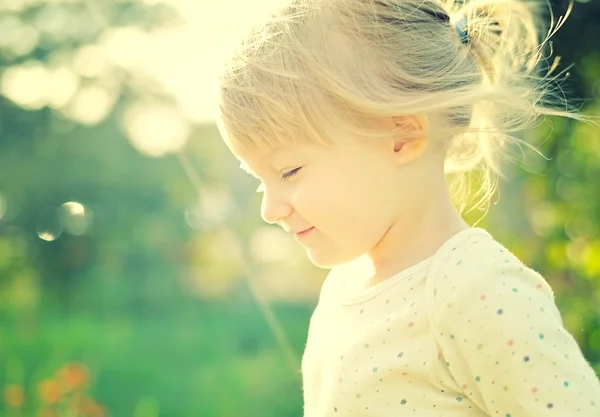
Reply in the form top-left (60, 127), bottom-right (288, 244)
top-left (306, 247), bottom-right (361, 269)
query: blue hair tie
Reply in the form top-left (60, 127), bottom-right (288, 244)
top-left (454, 16), bottom-right (469, 45)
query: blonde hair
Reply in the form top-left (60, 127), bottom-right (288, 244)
top-left (217, 0), bottom-right (581, 213)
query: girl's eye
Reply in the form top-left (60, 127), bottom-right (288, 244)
top-left (255, 167), bottom-right (302, 192)
top-left (281, 167), bottom-right (302, 181)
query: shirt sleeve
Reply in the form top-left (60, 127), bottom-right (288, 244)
top-left (431, 261), bottom-right (600, 417)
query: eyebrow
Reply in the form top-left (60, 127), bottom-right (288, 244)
top-left (237, 148), bottom-right (284, 177)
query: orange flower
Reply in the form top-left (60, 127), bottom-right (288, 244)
top-left (57, 363), bottom-right (90, 391)
top-left (76, 396), bottom-right (105, 417)
top-left (3, 384), bottom-right (25, 408)
top-left (88, 402), bottom-right (106, 417)
top-left (37, 409), bottom-right (59, 417)
top-left (75, 395), bottom-right (94, 414)
top-left (38, 380), bottom-right (61, 404)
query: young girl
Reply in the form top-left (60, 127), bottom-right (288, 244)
top-left (215, 0), bottom-right (600, 415)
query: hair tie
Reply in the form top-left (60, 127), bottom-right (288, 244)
top-left (454, 16), bottom-right (469, 45)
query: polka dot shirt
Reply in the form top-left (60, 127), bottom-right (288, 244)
top-left (301, 228), bottom-right (600, 416)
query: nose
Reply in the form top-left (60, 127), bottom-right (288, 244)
top-left (260, 187), bottom-right (293, 225)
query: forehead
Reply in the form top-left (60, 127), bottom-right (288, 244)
top-left (235, 142), bottom-right (352, 178)
top-left (236, 139), bottom-right (377, 177)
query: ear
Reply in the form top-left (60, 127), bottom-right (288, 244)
top-left (389, 115), bottom-right (428, 166)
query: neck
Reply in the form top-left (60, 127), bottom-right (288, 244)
top-left (362, 187), bottom-right (469, 287)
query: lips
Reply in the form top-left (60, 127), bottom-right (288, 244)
top-left (295, 227), bottom-right (315, 237)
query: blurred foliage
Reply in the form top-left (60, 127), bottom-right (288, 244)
top-left (0, 0), bottom-right (598, 416)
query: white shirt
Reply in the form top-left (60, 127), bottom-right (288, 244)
top-left (301, 228), bottom-right (600, 416)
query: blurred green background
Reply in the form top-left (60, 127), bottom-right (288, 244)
top-left (0, 0), bottom-right (598, 416)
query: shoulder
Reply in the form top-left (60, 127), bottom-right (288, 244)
top-left (429, 232), bottom-right (600, 417)
top-left (430, 229), bottom-right (555, 314)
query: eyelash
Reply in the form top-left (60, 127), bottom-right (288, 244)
top-left (281, 167), bottom-right (302, 181)
top-left (255, 167), bottom-right (302, 193)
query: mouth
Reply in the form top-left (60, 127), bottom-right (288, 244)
top-left (295, 227), bottom-right (315, 238)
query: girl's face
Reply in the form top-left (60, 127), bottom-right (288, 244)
top-left (230, 137), bottom-right (415, 268)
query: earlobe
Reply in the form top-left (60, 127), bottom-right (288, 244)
top-left (391, 115), bottom-right (429, 165)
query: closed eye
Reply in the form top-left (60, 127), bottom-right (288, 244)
top-left (255, 167), bottom-right (302, 193)
top-left (281, 167), bottom-right (302, 181)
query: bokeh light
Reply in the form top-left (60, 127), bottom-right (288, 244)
top-left (64, 84), bottom-right (116, 126)
top-left (36, 207), bottom-right (62, 242)
top-left (528, 201), bottom-right (561, 237)
top-left (0, 14), bottom-right (39, 58)
top-left (121, 101), bottom-right (190, 156)
top-left (0, 61), bottom-right (49, 109)
top-left (184, 187), bottom-right (235, 231)
top-left (72, 44), bottom-right (108, 78)
top-left (59, 201), bottom-right (93, 236)
top-left (46, 65), bottom-right (80, 109)
top-left (102, 26), bottom-right (151, 69)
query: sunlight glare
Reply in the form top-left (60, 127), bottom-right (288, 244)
top-left (102, 26), bottom-right (150, 69)
top-left (122, 101), bottom-right (190, 157)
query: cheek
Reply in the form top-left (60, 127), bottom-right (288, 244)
top-left (297, 174), bottom-right (396, 235)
